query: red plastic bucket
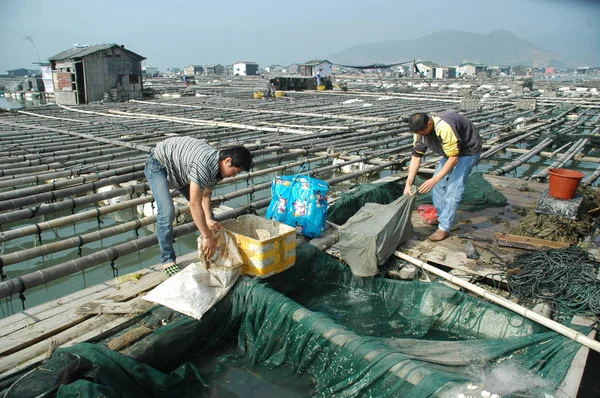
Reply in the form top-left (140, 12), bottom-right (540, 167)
top-left (548, 169), bottom-right (584, 199)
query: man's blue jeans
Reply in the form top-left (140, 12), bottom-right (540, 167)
top-left (145, 154), bottom-right (178, 264)
top-left (432, 154), bottom-right (480, 233)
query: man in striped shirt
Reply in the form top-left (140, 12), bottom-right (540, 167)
top-left (145, 136), bottom-right (252, 273)
top-left (404, 112), bottom-right (482, 242)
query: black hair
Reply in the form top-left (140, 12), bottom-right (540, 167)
top-left (219, 146), bottom-right (253, 171)
top-left (407, 113), bottom-right (430, 132)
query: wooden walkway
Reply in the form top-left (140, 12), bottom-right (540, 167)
top-left (400, 174), bottom-right (549, 282)
top-left (0, 251), bottom-right (199, 380)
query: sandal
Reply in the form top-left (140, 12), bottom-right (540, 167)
top-left (163, 263), bottom-right (181, 277)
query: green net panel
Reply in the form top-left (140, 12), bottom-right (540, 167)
top-left (4, 245), bottom-right (586, 398)
top-left (415, 172), bottom-right (508, 211)
top-left (327, 172), bottom-right (507, 227)
top-left (327, 180), bottom-right (405, 225)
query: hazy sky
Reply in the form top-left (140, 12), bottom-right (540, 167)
top-left (1, 0), bottom-right (598, 73)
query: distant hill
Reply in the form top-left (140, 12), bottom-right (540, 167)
top-left (328, 30), bottom-right (567, 68)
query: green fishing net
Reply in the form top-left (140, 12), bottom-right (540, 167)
top-left (327, 172), bottom-right (506, 227)
top-left (5, 244), bottom-right (587, 398)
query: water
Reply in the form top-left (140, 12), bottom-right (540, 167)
top-left (0, 95), bottom-right (47, 109)
top-left (0, 160), bottom-right (390, 317)
top-left (193, 340), bottom-right (314, 397)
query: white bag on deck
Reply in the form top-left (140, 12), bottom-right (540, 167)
top-left (144, 230), bottom-right (243, 320)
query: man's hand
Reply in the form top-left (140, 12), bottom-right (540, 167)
top-left (404, 184), bottom-right (414, 196)
top-left (207, 219), bottom-right (222, 230)
top-left (418, 178), bottom-right (438, 194)
top-left (202, 233), bottom-right (217, 260)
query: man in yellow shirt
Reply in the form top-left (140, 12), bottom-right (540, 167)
top-left (404, 112), bottom-right (482, 241)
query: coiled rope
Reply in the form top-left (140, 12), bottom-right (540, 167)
top-left (507, 247), bottom-right (600, 318)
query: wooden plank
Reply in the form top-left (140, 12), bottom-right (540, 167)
top-left (0, 313), bottom-right (121, 375)
top-left (496, 233), bottom-right (570, 250)
top-left (0, 251), bottom-right (200, 366)
top-left (0, 267), bottom-right (167, 358)
top-left (0, 282), bottom-right (116, 339)
top-left (76, 300), bottom-right (154, 315)
top-left (399, 174), bottom-right (548, 281)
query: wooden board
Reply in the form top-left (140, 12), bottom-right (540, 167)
top-left (0, 251), bottom-right (201, 377)
top-left (496, 232), bottom-right (570, 250)
top-left (398, 174), bottom-right (548, 281)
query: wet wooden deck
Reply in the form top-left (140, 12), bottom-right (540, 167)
top-left (400, 174), bottom-right (549, 282)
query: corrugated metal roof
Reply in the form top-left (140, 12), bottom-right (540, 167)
top-left (48, 44), bottom-right (145, 61)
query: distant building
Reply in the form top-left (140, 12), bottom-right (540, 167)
top-left (184, 65), bottom-right (204, 76)
top-left (576, 66), bottom-right (591, 75)
top-left (416, 61), bottom-right (438, 79)
top-left (48, 43), bottom-right (145, 105)
top-left (545, 67), bottom-right (556, 74)
top-left (144, 66), bottom-right (159, 77)
top-left (458, 62), bottom-right (488, 77)
top-left (7, 68), bottom-right (30, 77)
top-left (205, 64), bottom-right (224, 75)
top-left (513, 65), bottom-right (533, 77)
top-left (416, 61), bottom-right (456, 79)
top-left (287, 64), bottom-right (300, 74)
top-left (233, 61), bottom-right (259, 76)
top-left (488, 66), bottom-right (511, 77)
top-left (434, 66), bottom-right (456, 79)
top-left (264, 65), bottom-right (283, 73)
top-left (225, 65), bottom-right (234, 75)
top-left (299, 60), bottom-right (333, 77)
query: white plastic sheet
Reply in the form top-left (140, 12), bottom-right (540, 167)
top-left (144, 230), bottom-right (243, 320)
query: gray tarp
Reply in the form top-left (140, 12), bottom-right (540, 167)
top-left (337, 194), bottom-right (416, 277)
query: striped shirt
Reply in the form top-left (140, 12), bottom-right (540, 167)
top-left (153, 136), bottom-right (221, 189)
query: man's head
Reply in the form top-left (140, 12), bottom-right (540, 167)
top-left (218, 146), bottom-right (253, 177)
top-left (408, 113), bottom-right (434, 136)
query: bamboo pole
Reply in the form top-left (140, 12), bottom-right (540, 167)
top-left (0, 157), bottom-right (406, 296)
top-left (106, 109), bottom-right (317, 136)
top-left (0, 195), bottom-right (155, 243)
top-left (0, 171), bottom-right (145, 212)
top-left (0, 158), bottom-right (146, 189)
top-left (0, 213), bottom-right (161, 267)
top-left (530, 138), bottom-right (588, 181)
top-left (488, 137), bottom-right (554, 176)
top-left (0, 164), bottom-right (145, 202)
top-left (129, 99), bottom-right (391, 122)
top-left (0, 120), bottom-right (153, 154)
top-left (0, 183), bottom-right (149, 225)
top-left (394, 251), bottom-right (600, 354)
top-left (0, 198), bottom-right (272, 299)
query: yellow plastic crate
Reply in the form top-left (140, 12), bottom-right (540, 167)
top-left (221, 215), bottom-right (296, 278)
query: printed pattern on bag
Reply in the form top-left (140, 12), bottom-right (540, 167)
top-left (266, 170), bottom-right (329, 238)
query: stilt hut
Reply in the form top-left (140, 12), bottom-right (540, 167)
top-left (48, 43), bottom-right (145, 105)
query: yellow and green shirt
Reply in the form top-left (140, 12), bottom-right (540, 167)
top-left (412, 111), bottom-right (482, 158)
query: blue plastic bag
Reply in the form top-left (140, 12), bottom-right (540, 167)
top-left (266, 166), bottom-right (329, 238)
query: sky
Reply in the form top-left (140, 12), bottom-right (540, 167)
top-left (1, 0), bottom-right (598, 73)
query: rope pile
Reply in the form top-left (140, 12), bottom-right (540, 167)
top-left (507, 247), bottom-right (600, 318)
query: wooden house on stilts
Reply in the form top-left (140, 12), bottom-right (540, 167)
top-left (48, 43), bottom-right (145, 105)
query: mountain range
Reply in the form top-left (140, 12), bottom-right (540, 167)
top-left (327, 30), bottom-right (568, 68)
